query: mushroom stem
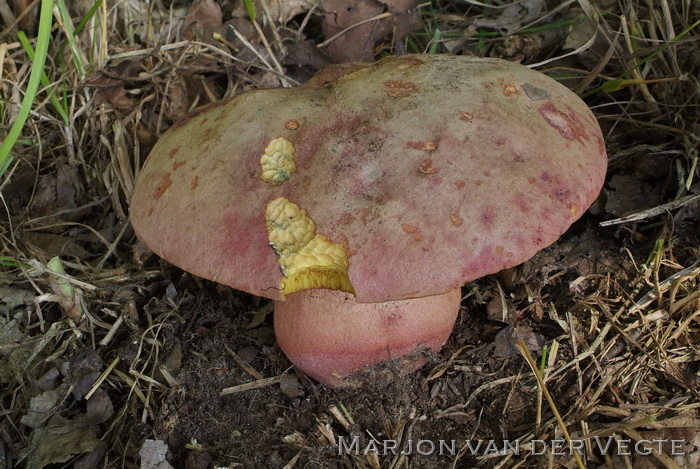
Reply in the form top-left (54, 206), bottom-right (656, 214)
top-left (274, 287), bottom-right (462, 387)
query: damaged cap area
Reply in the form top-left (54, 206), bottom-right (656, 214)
top-left (265, 197), bottom-right (354, 296)
top-left (260, 137), bottom-right (297, 184)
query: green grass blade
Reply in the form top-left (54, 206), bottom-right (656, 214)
top-left (0, 0), bottom-right (54, 177)
top-left (428, 28), bottom-right (442, 54)
top-left (583, 17), bottom-right (700, 97)
top-left (243, 0), bottom-right (256, 22)
top-left (74, 0), bottom-right (103, 36)
top-left (54, 0), bottom-right (86, 77)
top-left (17, 31), bottom-right (70, 126)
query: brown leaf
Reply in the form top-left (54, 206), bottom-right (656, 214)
top-left (84, 59), bottom-right (143, 110)
top-left (182, 0), bottom-right (223, 41)
top-left (163, 76), bottom-right (194, 123)
top-left (22, 232), bottom-right (89, 259)
top-left (322, 0), bottom-right (420, 62)
top-left (674, 195), bottom-right (700, 224)
top-left (77, 388), bottom-right (114, 426)
top-left (231, 0), bottom-right (316, 25)
top-left (605, 174), bottom-right (661, 216)
top-left (493, 325), bottom-right (545, 358)
top-left (29, 165), bottom-right (91, 231)
top-left (283, 40), bottom-right (333, 82)
top-left (279, 373), bottom-right (304, 398)
top-left (27, 415), bottom-right (101, 469)
top-left (73, 441), bottom-right (108, 469)
top-left (473, 0), bottom-right (544, 34)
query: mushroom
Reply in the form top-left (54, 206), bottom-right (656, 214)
top-left (130, 55), bottom-right (607, 387)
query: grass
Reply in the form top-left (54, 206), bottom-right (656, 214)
top-left (0, 0), bottom-right (698, 468)
top-left (0, 0), bottom-right (53, 176)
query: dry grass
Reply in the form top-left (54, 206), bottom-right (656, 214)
top-left (0, 0), bottom-right (698, 468)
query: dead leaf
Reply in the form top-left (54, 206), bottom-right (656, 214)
top-left (322, 0), bottom-right (420, 62)
top-left (73, 441), bottom-right (108, 469)
top-left (75, 388), bottom-right (114, 426)
top-left (246, 302), bottom-right (274, 329)
top-left (25, 414), bottom-right (101, 469)
top-left (0, 162), bottom-right (35, 202)
top-left (29, 165), bottom-right (89, 227)
top-left (564, 16), bottom-right (596, 52)
top-left (0, 286), bottom-right (36, 312)
top-left (84, 59), bottom-right (143, 110)
top-left (20, 388), bottom-right (64, 429)
top-left (279, 373), bottom-right (304, 398)
top-left (163, 75), bottom-right (194, 123)
top-left (486, 294), bottom-right (509, 322)
top-left (674, 195), bottom-right (700, 224)
top-left (182, 0), bottom-right (223, 41)
top-left (231, 0), bottom-right (317, 25)
top-left (473, 0), bottom-right (544, 34)
top-left (563, 15), bottom-right (612, 62)
top-left (283, 39), bottom-right (333, 82)
top-left (622, 427), bottom-right (700, 469)
top-left (155, 341), bottom-right (182, 385)
top-left (22, 232), bottom-right (89, 259)
top-left (605, 174), bottom-right (661, 216)
top-left (493, 325), bottom-right (545, 358)
top-left (10, 0), bottom-right (35, 29)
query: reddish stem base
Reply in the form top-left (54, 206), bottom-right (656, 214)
top-left (274, 287), bottom-right (462, 387)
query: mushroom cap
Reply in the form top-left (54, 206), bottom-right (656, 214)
top-left (130, 55), bottom-right (607, 302)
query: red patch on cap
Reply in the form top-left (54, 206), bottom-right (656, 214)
top-left (459, 111), bottom-right (475, 122)
top-left (406, 140), bottom-right (438, 152)
top-left (400, 224), bottom-right (423, 241)
top-left (418, 159), bottom-right (438, 174)
top-left (502, 83), bottom-right (519, 97)
top-left (539, 103), bottom-right (590, 143)
top-left (399, 57), bottom-right (425, 66)
top-left (384, 80), bottom-right (418, 98)
top-left (359, 208), bottom-right (380, 225)
top-left (337, 212), bottom-right (355, 225)
top-left (153, 173), bottom-right (172, 199)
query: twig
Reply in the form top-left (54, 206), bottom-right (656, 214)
top-left (317, 12), bottom-right (394, 48)
top-left (599, 193), bottom-right (700, 226)
top-left (221, 374), bottom-right (283, 396)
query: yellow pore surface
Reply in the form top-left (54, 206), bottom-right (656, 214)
top-left (260, 138), bottom-right (297, 184)
top-left (265, 197), bottom-right (354, 296)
